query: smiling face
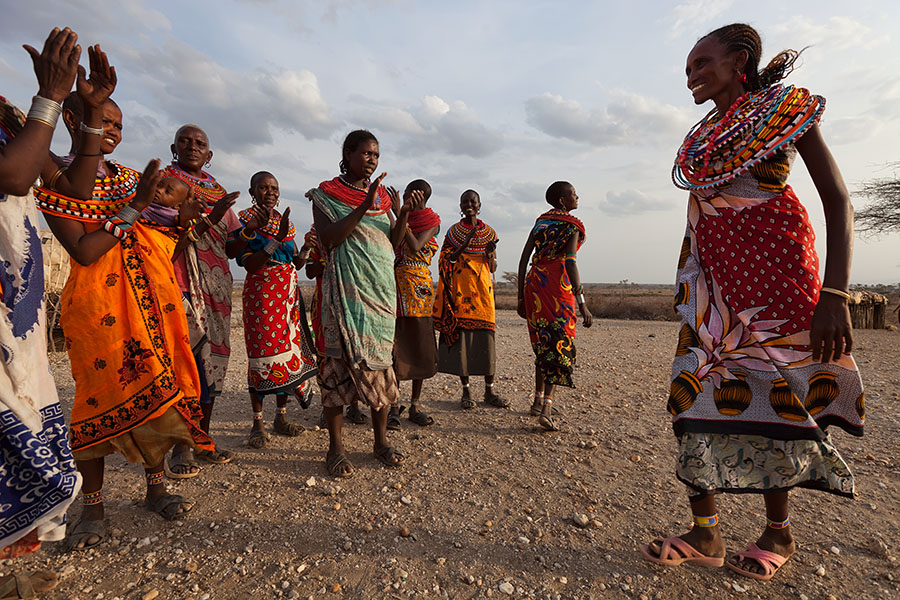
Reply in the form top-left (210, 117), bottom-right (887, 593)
top-left (98, 101), bottom-right (123, 155)
top-left (250, 173), bottom-right (280, 210)
top-left (344, 139), bottom-right (379, 181)
top-left (172, 125), bottom-right (212, 173)
top-left (685, 36), bottom-right (745, 106)
top-left (559, 184), bottom-right (578, 211)
top-left (459, 190), bottom-right (481, 217)
top-left (153, 177), bottom-right (189, 208)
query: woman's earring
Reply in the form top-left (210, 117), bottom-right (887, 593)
top-left (205, 159), bottom-right (212, 168)
top-left (172, 151), bottom-right (178, 162)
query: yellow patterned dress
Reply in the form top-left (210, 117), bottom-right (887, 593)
top-left (394, 235), bottom-right (439, 380)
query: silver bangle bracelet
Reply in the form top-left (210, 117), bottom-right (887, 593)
top-left (27, 95), bottom-right (62, 129)
top-left (117, 205), bottom-right (142, 226)
top-left (576, 293), bottom-right (585, 305)
top-left (79, 122), bottom-right (103, 135)
top-left (264, 239), bottom-right (279, 255)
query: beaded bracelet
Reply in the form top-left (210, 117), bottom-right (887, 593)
top-left (187, 227), bottom-right (200, 242)
top-left (103, 217), bottom-right (132, 240)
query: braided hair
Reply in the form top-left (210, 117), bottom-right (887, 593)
top-left (702, 23), bottom-right (802, 92)
top-left (339, 129), bottom-right (378, 174)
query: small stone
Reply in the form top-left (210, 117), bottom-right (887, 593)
top-left (465, 575), bottom-right (475, 585)
top-left (184, 561), bottom-right (198, 574)
top-left (558, 576), bottom-right (567, 584)
top-left (830, 545), bottom-right (840, 555)
top-left (399, 526), bottom-right (411, 537)
top-left (305, 476), bottom-right (317, 487)
top-left (517, 536), bottom-right (530, 544)
top-left (498, 582), bottom-right (514, 595)
top-left (630, 454), bottom-right (641, 463)
top-left (141, 591), bottom-right (159, 600)
top-left (331, 583), bottom-right (341, 593)
top-left (363, 523), bottom-right (374, 533)
top-left (815, 565), bottom-right (826, 577)
top-left (342, 541), bottom-right (352, 551)
top-left (397, 569), bottom-right (408, 579)
top-left (393, 482), bottom-right (402, 490)
top-left (333, 503), bottom-right (341, 511)
top-left (136, 537), bottom-right (151, 548)
top-left (436, 557), bottom-right (446, 566)
top-left (282, 581), bottom-right (290, 589)
top-left (868, 538), bottom-right (890, 559)
top-left (400, 496), bottom-right (412, 505)
top-left (484, 520), bottom-right (493, 528)
top-left (732, 582), bottom-right (746, 592)
top-left (572, 513), bottom-right (589, 528)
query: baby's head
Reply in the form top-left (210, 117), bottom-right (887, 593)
top-left (154, 177), bottom-right (190, 208)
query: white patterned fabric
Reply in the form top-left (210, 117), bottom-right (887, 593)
top-left (0, 136), bottom-right (81, 549)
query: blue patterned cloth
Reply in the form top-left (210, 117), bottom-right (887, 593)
top-left (0, 96), bottom-right (81, 550)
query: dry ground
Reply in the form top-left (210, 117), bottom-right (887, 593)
top-left (7, 309), bottom-right (900, 600)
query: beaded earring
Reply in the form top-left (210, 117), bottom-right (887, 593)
top-left (205, 159), bottom-right (212, 168)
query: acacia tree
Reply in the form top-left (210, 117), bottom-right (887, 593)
top-left (855, 163), bottom-right (900, 235)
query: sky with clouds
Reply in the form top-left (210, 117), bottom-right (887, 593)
top-left (2, 0), bottom-right (899, 284)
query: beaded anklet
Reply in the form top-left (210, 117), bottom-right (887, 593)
top-left (693, 513), bottom-right (719, 528)
top-left (253, 411), bottom-right (263, 421)
top-left (766, 517), bottom-right (790, 530)
top-left (83, 490), bottom-right (103, 506)
top-left (146, 471), bottom-right (164, 487)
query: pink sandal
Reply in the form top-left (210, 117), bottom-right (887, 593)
top-left (640, 536), bottom-right (725, 567)
top-left (724, 543), bottom-right (789, 581)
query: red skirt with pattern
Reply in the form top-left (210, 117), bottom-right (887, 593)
top-left (242, 262), bottom-right (317, 396)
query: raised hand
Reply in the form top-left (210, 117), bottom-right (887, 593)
top-left (367, 172), bottom-right (387, 209)
top-left (131, 159), bottom-right (162, 211)
top-left (399, 189), bottom-right (424, 216)
top-left (275, 207), bottom-right (292, 241)
top-left (179, 188), bottom-right (204, 226)
top-left (76, 44), bottom-right (117, 109)
top-left (243, 204), bottom-right (270, 232)
top-left (208, 191), bottom-right (239, 225)
top-left (386, 186), bottom-right (401, 216)
top-left (23, 27), bottom-right (81, 103)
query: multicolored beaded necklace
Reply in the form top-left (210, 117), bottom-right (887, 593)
top-left (672, 84), bottom-right (825, 191)
top-left (445, 219), bottom-right (498, 254)
top-left (162, 162), bottom-right (227, 206)
top-left (35, 162), bottom-right (140, 222)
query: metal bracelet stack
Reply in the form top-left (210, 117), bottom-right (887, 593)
top-left (27, 95), bottom-right (63, 129)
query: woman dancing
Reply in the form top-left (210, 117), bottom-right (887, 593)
top-left (238, 171), bottom-right (317, 448)
top-left (516, 182), bottom-right (592, 431)
top-left (433, 190), bottom-right (507, 409)
top-left (641, 23), bottom-right (864, 582)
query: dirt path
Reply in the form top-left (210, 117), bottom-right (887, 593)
top-left (11, 311), bottom-right (899, 599)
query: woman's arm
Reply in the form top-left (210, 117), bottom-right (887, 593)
top-left (0, 28), bottom-right (79, 196)
top-left (41, 44), bottom-right (116, 199)
top-left (317, 173), bottom-right (385, 249)
top-left (241, 208), bottom-right (293, 274)
top-left (563, 233), bottom-right (592, 327)
top-left (45, 159), bottom-right (161, 266)
top-left (403, 226), bottom-right (439, 254)
top-left (446, 227), bottom-right (478, 262)
top-left (795, 123), bottom-right (853, 363)
top-left (485, 241), bottom-right (498, 274)
top-left (516, 232), bottom-right (535, 318)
